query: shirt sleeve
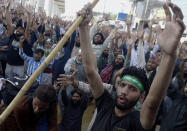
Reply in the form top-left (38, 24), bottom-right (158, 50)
top-left (131, 111), bottom-right (154, 131)
top-left (95, 90), bottom-right (113, 112)
top-left (78, 81), bottom-right (92, 95)
top-left (19, 48), bottom-right (32, 63)
top-left (78, 81), bottom-right (113, 96)
top-left (136, 119), bottom-right (154, 131)
top-left (81, 95), bottom-right (89, 111)
top-left (61, 89), bottom-right (69, 106)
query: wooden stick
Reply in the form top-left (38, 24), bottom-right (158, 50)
top-left (0, 0), bottom-right (99, 124)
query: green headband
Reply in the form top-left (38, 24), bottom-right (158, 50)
top-left (120, 75), bottom-right (144, 92)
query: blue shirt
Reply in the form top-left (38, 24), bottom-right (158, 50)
top-left (19, 48), bottom-right (43, 84)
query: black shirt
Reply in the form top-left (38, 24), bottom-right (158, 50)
top-left (7, 34), bottom-right (33, 66)
top-left (0, 35), bottom-right (9, 61)
top-left (61, 90), bottom-right (88, 131)
top-left (91, 90), bottom-right (150, 131)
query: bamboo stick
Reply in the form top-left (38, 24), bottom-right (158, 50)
top-left (0, 0), bottom-right (99, 124)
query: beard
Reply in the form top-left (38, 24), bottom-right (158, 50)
top-left (93, 39), bottom-right (103, 45)
top-left (15, 33), bottom-right (24, 38)
top-left (71, 99), bottom-right (81, 106)
top-left (114, 63), bottom-right (124, 70)
top-left (146, 66), bottom-right (153, 72)
top-left (115, 96), bottom-right (139, 111)
top-left (75, 41), bottom-right (80, 47)
top-left (102, 52), bottom-right (108, 57)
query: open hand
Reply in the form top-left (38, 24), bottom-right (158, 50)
top-left (157, 2), bottom-right (185, 56)
top-left (77, 3), bottom-right (93, 27)
top-left (57, 70), bottom-right (78, 87)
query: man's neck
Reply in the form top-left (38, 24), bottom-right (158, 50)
top-left (114, 106), bottom-right (134, 117)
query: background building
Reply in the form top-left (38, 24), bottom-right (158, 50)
top-left (10, 0), bottom-right (65, 17)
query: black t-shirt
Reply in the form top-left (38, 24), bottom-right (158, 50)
top-left (91, 90), bottom-right (150, 131)
top-left (7, 34), bottom-right (33, 66)
top-left (61, 90), bottom-right (88, 131)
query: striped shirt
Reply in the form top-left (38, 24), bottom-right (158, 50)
top-left (19, 48), bottom-right (43, 84)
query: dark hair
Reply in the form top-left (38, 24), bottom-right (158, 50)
top-left (34, 49), bottom-right (44, 57)
top-left (95, 32), bottom-right (104, 40)
top-left (34, 85), bottom-right (56, 104)
top-left (16, 24), bottom-right (24, 30)
top-left (93, 32), bottom-right (105, 44)
top-left (71, 89), bottom-right (82, 97)
top-left (120, 66), bottom-right (148, 94)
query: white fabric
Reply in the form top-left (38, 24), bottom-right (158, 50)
top-left (130, 45), bottom-right (138, 67)
top-left (64, 56), bottom-right (77, 74)
top-left (137, 42), bottom-right (146, 68)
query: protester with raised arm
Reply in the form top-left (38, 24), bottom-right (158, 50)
top-left (5, 3), bottom-right (33, 80)
top-left (78, 2), bottom-right (185, 131)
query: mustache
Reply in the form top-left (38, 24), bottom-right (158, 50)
top-left (117, 95), bottom-right (128, 102)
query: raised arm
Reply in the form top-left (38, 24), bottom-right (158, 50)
top-left (19, 36), bottom-right (32, 63)
top-left (5, 2), bottom-right (14, 37)
top-left (126, 33), bottom-right (137, 59)
top-left (57, 71), bottom-right (113, 96)
top-left (89, 23), bottom-right (98, 41)
top-left (147, 20), bottom-right (153, 43)
top-left (25, 6), bottom-right (32, 42)
top-left (78, 4), bottom-right (104, 99)
top-left (126, 19), bottom-right (131, 39)
top-left (140, 2), bottom-right (185, 129)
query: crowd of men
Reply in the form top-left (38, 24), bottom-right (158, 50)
top-left (0, 1), bottom-right (186, 131)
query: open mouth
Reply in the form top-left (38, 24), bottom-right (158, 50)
top-left (119, 97), bottom-right (127, 104)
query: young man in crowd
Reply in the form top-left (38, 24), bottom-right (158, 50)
top-left (78, 2), bottom-right (185, 131)
top-left (97, 47), bottom-right (109, 73)
top-left (19, 36), bottom-right (44, 84)
top-left (0, 85), bottom-right (58, 131)
top-left (100, 54), bottom-right (125, 85)
top-left (60, 87), bottom-right (88, 131)
top-left (5, 3), bottom-right (33, 80)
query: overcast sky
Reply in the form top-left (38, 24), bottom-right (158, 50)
top-left (64, 0), bottom-right (131, 16)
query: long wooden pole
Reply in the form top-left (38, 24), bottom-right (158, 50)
top-left (0, 0), bottom-right (99, 124)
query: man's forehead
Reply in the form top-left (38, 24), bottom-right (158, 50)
top-left (120, 80), bottom-right (137, 88)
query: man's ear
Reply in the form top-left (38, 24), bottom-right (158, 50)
top-left (139, 92), bottom-right (145, 104)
